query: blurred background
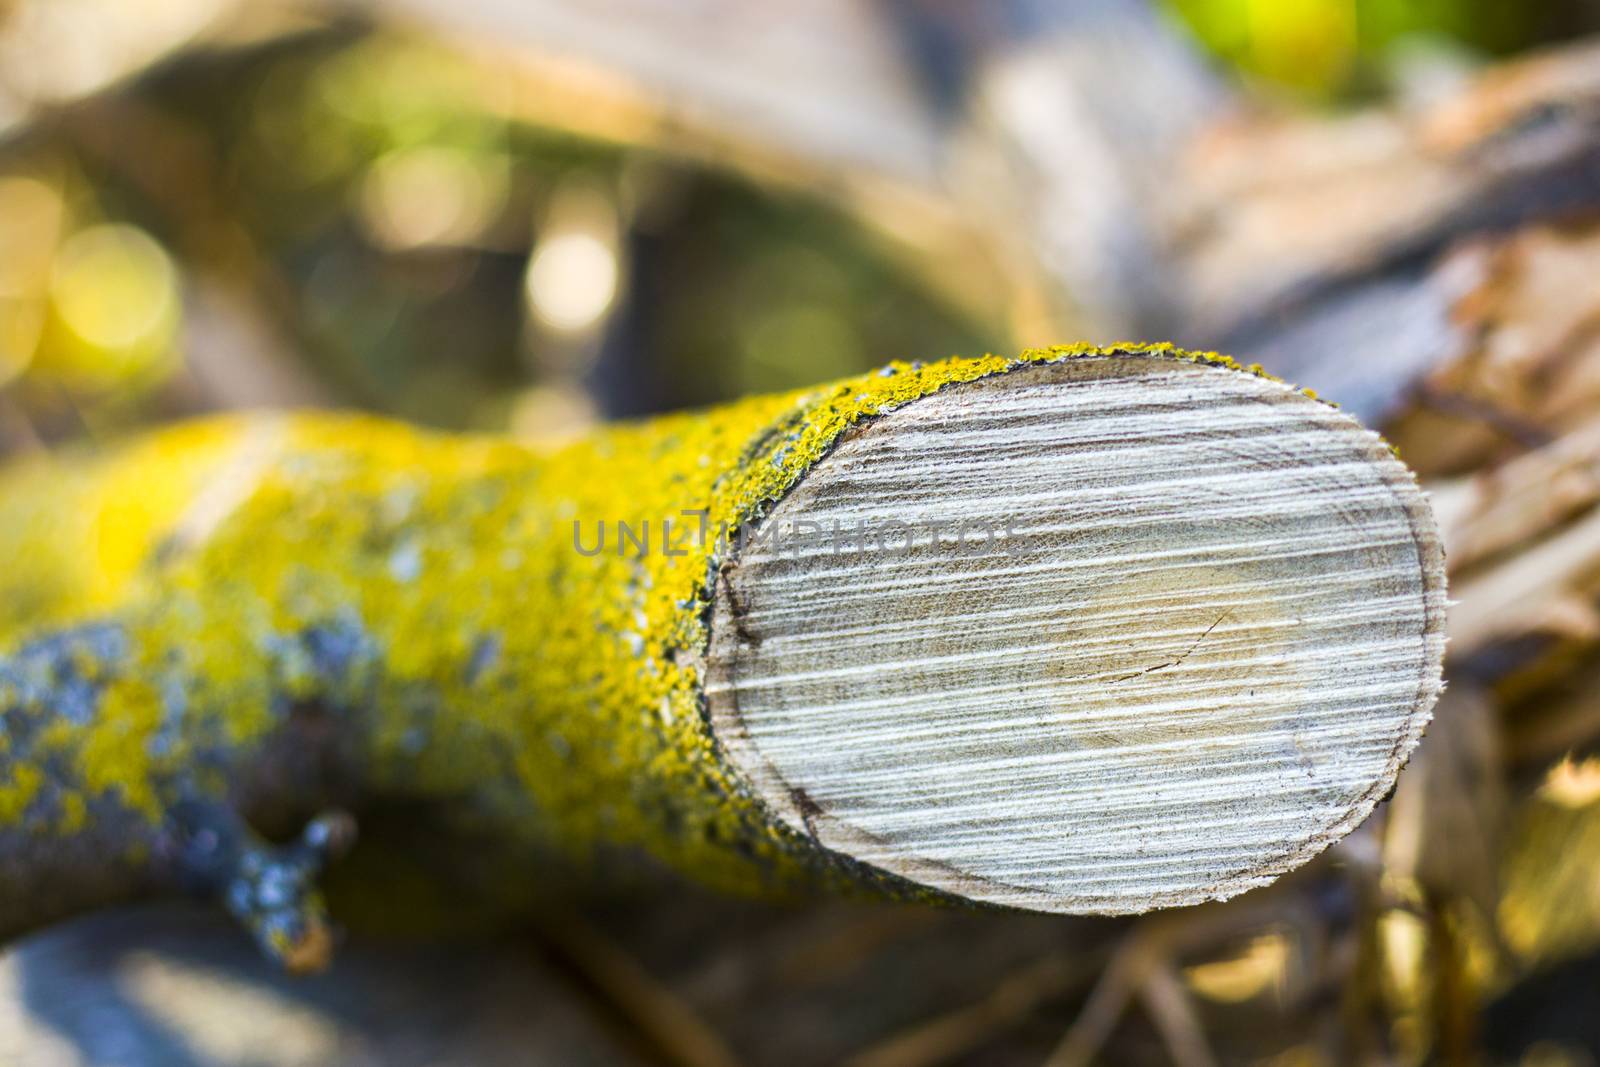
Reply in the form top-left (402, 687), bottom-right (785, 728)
top-left (4, 0), bottom-right (1600, 1064)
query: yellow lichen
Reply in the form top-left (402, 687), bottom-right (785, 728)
top-left (0, 345), bottom-right (1318, 894)
top-left (56, 791), bottom-right (87, 834)
top-left (0, 762), bottom-right (43, 824)
top-left (75, 674), bottom-right (164, 820)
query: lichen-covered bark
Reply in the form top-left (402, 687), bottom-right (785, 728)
top-left (0, 345), bottom-right (1281, 952)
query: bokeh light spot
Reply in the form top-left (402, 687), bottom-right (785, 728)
top-left (45, 223), bottom-right (179, 387)
top-left (525, 230), bottom-right (619, 334)
top-left (359, 145), bottom-right (507, 250)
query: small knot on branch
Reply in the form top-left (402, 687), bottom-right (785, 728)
top-left (163, 802), bottom-right (357, 974)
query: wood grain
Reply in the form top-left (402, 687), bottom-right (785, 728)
top-left (707, 355), bottom-right (1445, 913)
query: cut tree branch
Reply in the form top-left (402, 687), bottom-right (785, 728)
top-left (0, 346), bottom-right (1445, 960)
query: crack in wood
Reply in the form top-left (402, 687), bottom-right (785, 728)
top-left (1111, 610), bottom-right (1234, 685)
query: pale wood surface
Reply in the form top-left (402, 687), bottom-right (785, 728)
top-left (708, 356), bottom-right (1446, 913)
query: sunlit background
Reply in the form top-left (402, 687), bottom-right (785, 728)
top-left (1, 0), bottom-right (1590, 452)
top-left (4, 1), bottom-right (1600, 1065)
top-left (0, 6), bottom-right (999, 451)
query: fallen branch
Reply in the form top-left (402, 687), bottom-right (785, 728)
top-left (0, 346), bottom-right (1445, 964)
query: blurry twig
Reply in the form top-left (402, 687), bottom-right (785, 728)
top-left (532, 910), bottom-right (743, 1067)
top-left (1041, 894), bottom-right (1297, 1067)
top-left (1139, 961), bottom-right (1217, 1067)
top-left (843, 951), bottom-right (1093, 1067)
top-left (1412, 383), bottom-right (1555, 452)
top-left (1430, 417), bottom-right (1600, 578)
top-left (1426, 894), bottom-right (1477, 1067)
top-left (1043, 925), bottom-right (1161, 1067)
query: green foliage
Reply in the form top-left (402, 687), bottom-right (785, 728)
top-left (0, 30), bottom-right (997, 441)
top-left (1165, 0), bottom-right (1594, 99)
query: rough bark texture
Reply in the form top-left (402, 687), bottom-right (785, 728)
top-left (3, 345), bottom-right (1381, 957)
